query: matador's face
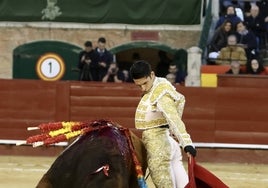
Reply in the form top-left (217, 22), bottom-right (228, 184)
top-left (133, 71), bottom-right (155, 94)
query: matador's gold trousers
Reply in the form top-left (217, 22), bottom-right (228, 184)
top-left (142, 127), bottom-right (188, 188)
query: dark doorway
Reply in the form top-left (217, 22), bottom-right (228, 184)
top-left (110, 41), bottom-right (178, 71)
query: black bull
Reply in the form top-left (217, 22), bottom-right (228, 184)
top-left (36, 124), bottom-right (147, 188)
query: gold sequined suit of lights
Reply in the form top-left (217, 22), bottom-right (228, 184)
top-left (135, 77), bottom-right (193, 188)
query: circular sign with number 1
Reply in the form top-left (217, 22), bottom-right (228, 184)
top-left (36, 53), bottom-right (65, 81)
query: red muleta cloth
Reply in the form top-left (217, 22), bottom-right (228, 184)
top-left (185, 156), bottom-right (229, 188)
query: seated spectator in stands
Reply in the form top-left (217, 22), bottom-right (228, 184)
top-left (215, 5), bottom-right (242, 30)
top-left (77, 41), bottom-right (98, 81)
top-left (246, 57), bottom-right (268, 75)
top-left (167, 64), bottom-right (186, 85)
top-left (257, 0), bottom-right (268, 16)
top-left (95, 37), bottom-right (113, 81)
top-left (102, 62), bottom-right (125, 83)
top-left (225, 60), bottom-right (245, 75)
top-left (220, 0), bottom-right (247, 15)
top-left (235, 21), bottom-right (258, 59)
top-left (244, 5), bottom-right (267, 50)
top-left (216, 34), bottom-right (247, 65)
top-left (256, 0), bottom-right (268, 34)
top-left (155, 50), bottom-right (171, 78)
top-left (208, 20), bottom-right (233, 64)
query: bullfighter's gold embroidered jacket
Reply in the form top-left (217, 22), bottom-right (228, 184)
top-left (135, 77), bottom-right (193, 148)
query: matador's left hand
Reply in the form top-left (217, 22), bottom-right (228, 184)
top-left (184, 145), bottom-right (197, 157)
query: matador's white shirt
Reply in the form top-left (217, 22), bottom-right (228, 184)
top-left (135, 77), bottom-right (193, 148)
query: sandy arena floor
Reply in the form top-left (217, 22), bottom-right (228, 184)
top-left (0, 155), bottom-right (268, 188)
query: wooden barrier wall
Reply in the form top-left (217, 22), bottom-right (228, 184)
top-left (0, 78), bottom-right (267, 146)
top-left (218, 74), bottom-right (268, 88)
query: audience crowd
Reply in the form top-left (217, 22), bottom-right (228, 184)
top-left (208, 0), bottom-right (268, 75)
top-left (78, 38), bottom-right (188, 85)
top-left (78, 2), bottom-right (268, 84)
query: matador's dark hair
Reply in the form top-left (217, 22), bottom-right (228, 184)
top-left (129, 60), bottom-right (152, 79)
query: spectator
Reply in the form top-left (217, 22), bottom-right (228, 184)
top-left (225, 61), bottom-right (245, 74)
top-left (257, 0), bottom-right (268, 49)
top-left (243, 2), bottom-right (253, 17)
top-left (215, 5), bottom-right (242, 30)
top-left (256, 0), bottom-right (268, 24)
top-left (216, 34), bottom-right (247, 65)
top-left (167, 64), bottom-right (186, 85)
top-left (155, 50), bottom-right (172, 78)
top-left (244, 4), bottom-right (267, 50)
top-left (246, 57), bottom-right (268, 75)
top-left (219, 0), bottom-right (256, 18)
top-left (102, 62), bottom-right (125, 83)
top-left (208, 20), bottom-right (233, 63)
top-left (235, 21), bottom-right (258, 59)
top-left (77, 41), bottom-right (98, 81)
top-left (172, 49), bottom-right (188, 80)
top-left (95, 37), bottom-right (113, 81)
top-left (220, 0), bottom-right (247, 13)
